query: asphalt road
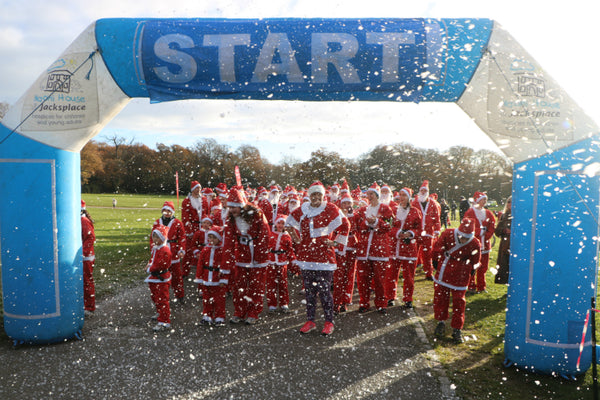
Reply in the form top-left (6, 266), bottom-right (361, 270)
top-left (0, 276), bottom-right (459, 400)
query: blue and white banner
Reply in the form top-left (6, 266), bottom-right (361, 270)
top-left (140, 19), bottom-right (428, 102)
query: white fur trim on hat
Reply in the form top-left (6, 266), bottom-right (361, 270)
top-left (307, 183), bottom-right (325, 196)
top-left (207, 229), bottom-right (222, 242)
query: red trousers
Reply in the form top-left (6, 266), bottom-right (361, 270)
top-left (149, 281), bottom-right (171, 324)
top-left (417, 236), bottom-right (434, 277)
top-left (170, 260), bottom-right (185, 299)
top-left (334, 251), bottom-right (356, 306)
top-left (265, 263), bottom-right (290, 308)
top-left (356, 259), bottom-right (389, 309)
top-left (83, 259), bottom-right (96, 312)
top-left (232, 266), bottom-right (267, 319)
top-left (201, 285), bottom-right (227, 321)
top-left (433, 283), bottom-right (466, 330)
top-left (469, 252), bottom-right (489, 292)
top-left (390, 259), bottom-right (416, 302)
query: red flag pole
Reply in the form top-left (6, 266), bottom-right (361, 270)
top-left (234, 165), bottom-right (242, 187)
top-left (175, 171), bottom-right (180, 211)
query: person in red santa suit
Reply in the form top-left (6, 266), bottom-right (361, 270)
top-left (379, 184), bottom-right (397, 209)
top-left (151, 201), bottom-right (187, 304)
top-left (181, 181), bottom-right (209, 276)
top-left (432, 218), bottom-right (481, 343)
top-left (146, 224), bottom-right (172, 332)
top-left (194, 225), bottom-right (228, 327)
top-left (81, 200), bottom-right (96, 315)
top-left (333, 193), bottom-right (358, 314)
top-left (285, 181), bottom-right (350, 336)
top-left (222, 187), bottom-right (272, 325)
top-left (464, 191), bottom-right (496, 293)
top-left (355, 182), bottom-right (394, 314)
top-left (389, 188), bottom-right (423, 309)
top-left (328, 183), bottom-right (340, 205)
top-left (412, 180), bottom-right (441, 281)
top-left (255, 186), bottom-right (274, 226)
top-left (267, 185), bottom-right (282, 227)
top-left (266, 214), bottom-right (295, 313)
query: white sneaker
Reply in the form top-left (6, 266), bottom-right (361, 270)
top-left (153, 322), bottom-right (171, 332)
top-left (150, 313), bottom-right (159, 321)
top-left (268, 306), bottom-right (278, 313)
top-left (281, 305), bottom-right (290, 313)
top-left (229, 316), bottom-right (243, 324)
top-left (245, 317), bottom-right (258, 325)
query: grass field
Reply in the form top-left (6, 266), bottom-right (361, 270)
top-left (1, 193), bottom-right (598, 398)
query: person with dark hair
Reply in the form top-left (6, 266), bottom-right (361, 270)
top-left (459, 196), bottom-right (470, 220)
top-left (223, 187), bottom-right (272, 325)
top-left (494, 196), bottom-right (512, 285)
top-left (81, 200), bottom-right (96, 316)
top-left (439, 199), bottom-right (450, 229)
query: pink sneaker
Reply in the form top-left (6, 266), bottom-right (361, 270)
top-left (299, 321), bottom-right (316, 334)
top-left (321, 321), bottom-right (335, 336)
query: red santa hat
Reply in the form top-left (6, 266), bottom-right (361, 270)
top-left (381, 184), bottom-right (391, 192)
top-left (162, 201), bottom-right (175, 214)
top-left (367, 182), bottom-right (381, 197)
top-left (457, 218), bottom-right (475, 239)
top-left (152, 224), bottom-right (169, 244)
top-left (215, 182), bottom-right (227, 194)
top-left (400, 187), bottom-right (413, 199)
top-left (473, 191), bottom-right (488, 204)
top-left (257, 186), bottom-right (268, 196)
top-left (202, 216), bottom-right (214, 224)
top-left (430, 193), bottom-right (438, 200)
top-left (340, 179), bottom-right (350, 194)
top-left (307, 181), bottom-right (326, 196)
top-left (207, 225), bottom-right (223, 242)
top-left (190, 181), bottom-right (201, 192)
top-left (81, 199), bottom-right (86, 210)
top-left (270, 185), bottom-right (280, 193)
top-left (340, 193), bottom-right (353, 205)
top-left (274, 214), bottom-right (287, 225)
top-left (393, 191), bottom-right (400, 201)
top-left (288, 193), bottom-right (299, 202)
top-left (330, 183), bottom-right (340, 191)
top-left (420, 180), bottom-right (429, 192)
top-left (202, 187), bottom-right (214, 196)
top-left (227, 188), bottom-right (247, 208)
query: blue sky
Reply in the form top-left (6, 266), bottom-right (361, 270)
top-left (1, 0), bottom-right (598, 163)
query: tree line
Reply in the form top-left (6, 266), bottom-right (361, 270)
top-left (81, 136), bottom-right (513, 203)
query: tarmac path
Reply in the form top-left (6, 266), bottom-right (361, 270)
top-left (0, 276), bottom-right (459, 400)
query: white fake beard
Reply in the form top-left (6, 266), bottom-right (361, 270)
top-left (380, 192), bottom-right (391, 205)
top-left (288, 202), bottom-right (299, 212)
top-left (417, 193), bottom-right (428, 203)
top-left (268, 193), bottom-right (280, 204)
top-left (190, 195), bottom-right (203, 211)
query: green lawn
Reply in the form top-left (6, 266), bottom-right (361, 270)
top-left (1, 195), bottom-right (599, 398)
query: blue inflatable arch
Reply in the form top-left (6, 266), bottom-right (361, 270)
top-left (1, 18), bottom-right (599, 376)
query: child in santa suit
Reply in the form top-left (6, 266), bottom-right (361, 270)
top-left (194, 226), bottom-right (228, 327)
top-left (146, 225), bottom-right (172, 332)
top-left (266, 215), bottom-right (295, 313)
top-left (432, 218), bottom-right (481, 343)
top-left (464, 191), bottom-right (496, 293)
top-left (188, 217), bottom-right (213, 297)
top-left (333, 194), bottom-right (358, 314)
top-left (151, 201), bottom-right (187, 304)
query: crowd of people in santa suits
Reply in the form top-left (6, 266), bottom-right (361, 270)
top-left (144, 178), bottom-right (496, 343)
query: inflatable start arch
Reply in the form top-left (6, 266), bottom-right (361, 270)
top-left (1, 18), bottom-right (599, 376)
